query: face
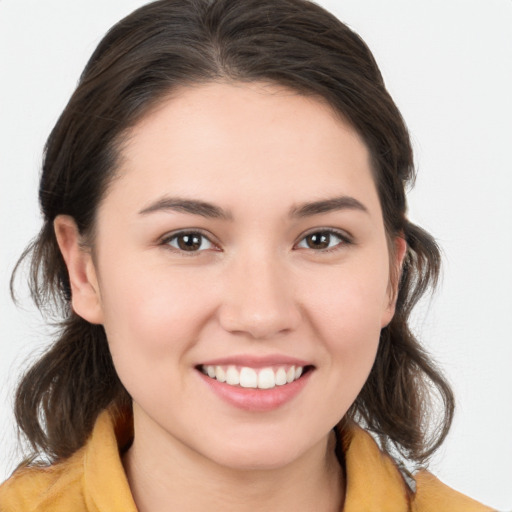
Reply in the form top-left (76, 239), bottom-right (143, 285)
top-left (61, 82), bottom-right (403, 471)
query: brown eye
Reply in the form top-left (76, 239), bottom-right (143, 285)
top-left (296, 230), bottom-right (348, 251)
top-left (305, 232), bottom-right (331, 249)
top-left (177, 233), bottom-right (202, 251)
top-left (164, 232), bottom-right (214, 252)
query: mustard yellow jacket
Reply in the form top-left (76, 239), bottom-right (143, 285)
top-left (0, 409), bottom-right (494, 511)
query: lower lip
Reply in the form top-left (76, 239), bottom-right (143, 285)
top-left (197, 370), bottom-right (312, 412)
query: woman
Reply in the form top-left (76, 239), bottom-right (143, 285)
top-left (0, 0), bottom-right (498, 510)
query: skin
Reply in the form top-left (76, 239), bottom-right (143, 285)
top-left (55, 82), bottom-right (406, 512)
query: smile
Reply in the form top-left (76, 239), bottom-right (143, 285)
top-left (200, 365), bottom-right (305, 389)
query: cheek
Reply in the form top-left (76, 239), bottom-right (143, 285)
top-left (97, 262), bottom-right (215, 371)
top-left (96, 264), bottom-right (222, 419)
top-left (308, 260), bottom-right (390, 335)
top-left (303, 257), bottom-right (389, 380)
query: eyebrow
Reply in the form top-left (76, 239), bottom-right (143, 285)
top-left (138, 195), bottom-right (368, 219)
top-left (289, 196), bottom-right (368, 218)
top-left (139, 197), bottom-right (233, 220)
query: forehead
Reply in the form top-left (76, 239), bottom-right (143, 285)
top-left (109, 81), bottom-right (381, 218)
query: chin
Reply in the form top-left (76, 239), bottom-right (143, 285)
top-left (212, 449), bottom-right (300, 472)
top-left (198, 432), bottom-right (316, 472)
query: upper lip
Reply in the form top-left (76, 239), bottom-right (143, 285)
top-left (197, 355), bottom-right (313, 368)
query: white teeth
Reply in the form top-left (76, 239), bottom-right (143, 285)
top-left (226, 366), bottom-right (240, 385)
top-left (239, 367), bottom-right (258, 388)
top-left (215, 365), bottom-right (226, 383)
top-left (202, 364), bottom-right (306, 389)
top-left (258, 368), bottom-right (276, 389)
top-left (275, 367), bottom-right (287, 386)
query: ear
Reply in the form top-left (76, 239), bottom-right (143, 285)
top-left (381, 235), bottom-right (407, 327)
top-left (54, 215), bottom-right (104, 324)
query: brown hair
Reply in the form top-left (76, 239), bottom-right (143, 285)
top-left (12, 0), bottom-right (453, 468)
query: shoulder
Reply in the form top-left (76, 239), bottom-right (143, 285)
top-left (411, 470), bottom-right (495, 512)
top-left (0, 408), bottom-right (137, 512)
top-left (342, 424), bottom-right (495, 512)
top-left (0, 449), bottom-right (87, 512)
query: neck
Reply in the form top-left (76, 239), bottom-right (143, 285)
top-left (123, 415), bottom-right (344, 512)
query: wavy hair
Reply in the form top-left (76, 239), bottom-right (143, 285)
top-left (11, 0), bottom-right (453, 467)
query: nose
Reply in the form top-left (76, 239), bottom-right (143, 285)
top-left (218, 251), bottom-right (302, 340)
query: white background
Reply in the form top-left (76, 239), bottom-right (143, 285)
top-left (0, 0), bottom-right (511, 508)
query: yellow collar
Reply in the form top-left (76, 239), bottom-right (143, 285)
top-left (84, 408), bottom-right (412, 511)
top-left (82, 408), bottom-right (492, 512)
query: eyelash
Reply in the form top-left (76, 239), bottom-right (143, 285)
top-left (160, 230), bottom-right (218, 256)
top-left (159, 228), bottom-right (352, 256)
top-left (295, 229), bottom-right (353, 253)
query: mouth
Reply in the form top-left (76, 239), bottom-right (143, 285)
top-left (197, 364), bottom-right (314, 390)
